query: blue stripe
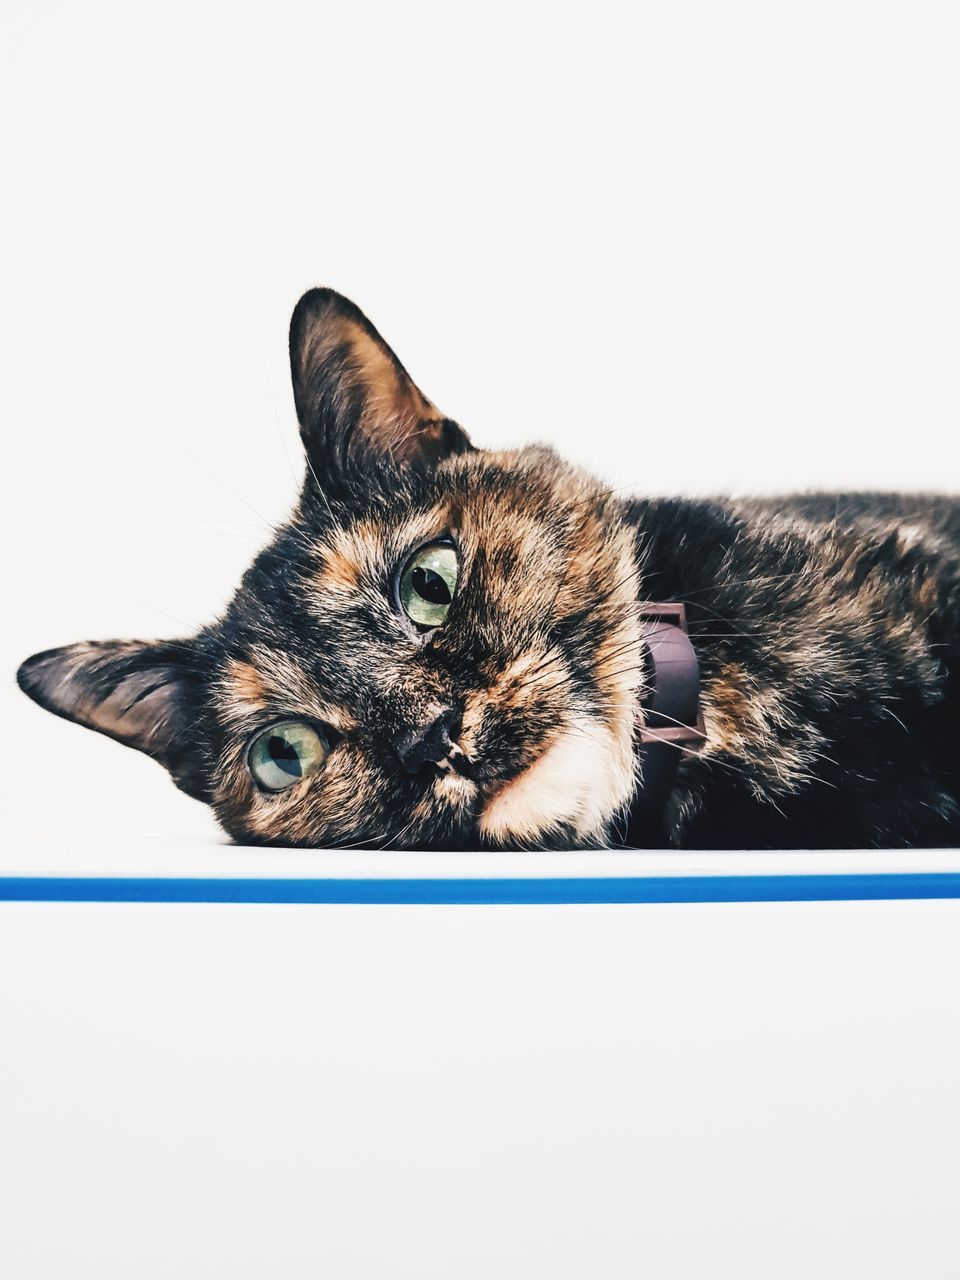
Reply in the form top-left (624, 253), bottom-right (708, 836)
top-left (1, 874), bottom-right (960, 904)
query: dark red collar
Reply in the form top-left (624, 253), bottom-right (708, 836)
top-left (623, 603), bottom-right (706, 844)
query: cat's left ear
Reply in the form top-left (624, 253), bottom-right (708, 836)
top-left (16, 639), bottom-right (210, 801)
top-left (289, 288), bottom-right (473, 490)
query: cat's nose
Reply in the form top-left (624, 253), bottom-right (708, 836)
top-left (396, 707), bottom-right (462, 774)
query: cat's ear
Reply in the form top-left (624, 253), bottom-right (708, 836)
top-left (17, 639), bottom-right (210, 801)
top-left (289, 288), bottom-right (473, 490)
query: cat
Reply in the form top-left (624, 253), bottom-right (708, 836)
top-left (17, 289), bottom-right (960, 849)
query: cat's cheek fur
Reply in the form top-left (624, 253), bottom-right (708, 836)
top-left (478, 714), bottom-right (635, 845)
top-left (213, 756), bottom-right (387, 848)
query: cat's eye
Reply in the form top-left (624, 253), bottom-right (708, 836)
top-left (248, 720), bottom-right (329, 792)
top-left (398, 540), bottom-right (459, 629)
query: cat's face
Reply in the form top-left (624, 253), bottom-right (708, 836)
top-left (18, 290), bottom-right (644, 849)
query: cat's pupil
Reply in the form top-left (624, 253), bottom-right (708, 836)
top-left (412, 566), bottom-right (451, 605)
top-left (269, 735), bottom-right (302, 778)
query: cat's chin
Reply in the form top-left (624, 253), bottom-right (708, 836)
top-left (431, 768), bottom-right (480, 813)
top-left (472, 716), bottom-right (634, 848)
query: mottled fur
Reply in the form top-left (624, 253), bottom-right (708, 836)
top-left (18, 291), bottom-right (960, 848)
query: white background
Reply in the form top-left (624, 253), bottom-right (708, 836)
top-left (2, 6), bottom-right (960, 1278)
top-left (2, 0), bottom-right (959, 841)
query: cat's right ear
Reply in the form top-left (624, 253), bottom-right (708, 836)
top-left (289, 288), bottom-right (473, 493)
top-left (16, 639), bottom-right (210, 801)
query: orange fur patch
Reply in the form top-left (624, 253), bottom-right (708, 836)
top-left (224, 658), bottom-right (267, 709)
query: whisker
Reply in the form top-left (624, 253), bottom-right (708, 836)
top-left (679, 601), bottom-right (756, 631)
top-left (674, 570), bottom-right (805, 599)
top-left (125, 597), bottom-right (197, 632)
top-left (264, 367), bottom-right (303, 492)
top-left (568, 564), bottom-right (643, 620)
top-left (374, 809), bottom-right (423, 851)
top-left (635, 730), bottom-right (761, 778)
top-left (190, 453), bottom-right (287, 539)
top-left (684, 629), bottom-right (767, 640)
top-left (569, 479), bottom-right (646, 511)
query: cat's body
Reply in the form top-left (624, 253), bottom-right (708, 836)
top-left (624, 493), bottom-right (960, 847)
top-left (18, 291), bottom-right (960, 849)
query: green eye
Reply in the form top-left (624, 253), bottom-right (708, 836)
top-left (248, 721), bottom-right (329, 792)
top-left (398, 541), bottom-right (459, 628)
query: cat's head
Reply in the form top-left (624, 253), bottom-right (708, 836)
top-left (18, 290), bottom-right (644, 849)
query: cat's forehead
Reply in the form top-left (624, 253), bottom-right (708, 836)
top-left (308, 447), bottom-right (606, 584)
top-left (217, 648), bottom-right (359, 734)
top-left (217, 448), bottom-right (624, 712)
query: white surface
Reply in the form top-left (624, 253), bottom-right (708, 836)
top-left (3, 838), bottom-right (960, 879)
top-left (2, 898), bottom-right (959, 1279)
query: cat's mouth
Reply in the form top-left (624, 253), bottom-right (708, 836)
top-left (423, 714), bottom-right (632, 846)
top-left (425, 737), bottom-right (528, 793)
top-left (424, 738), bottom-right (528, 825)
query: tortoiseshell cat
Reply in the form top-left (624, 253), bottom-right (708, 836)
top-left (17, 290), bottom-right (960, 848)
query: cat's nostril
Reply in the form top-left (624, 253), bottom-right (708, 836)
top-left (396, 708), bottom-right (462, 775)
